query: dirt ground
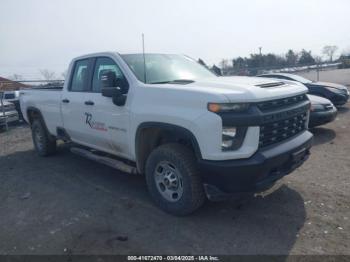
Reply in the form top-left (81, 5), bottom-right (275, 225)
top-left (0, 105), bottom-right (349, 255)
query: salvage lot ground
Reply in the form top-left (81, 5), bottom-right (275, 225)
top-left (0, 105), bottom-right (350, 255)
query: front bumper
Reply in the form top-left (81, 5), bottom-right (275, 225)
top-left (309, 108), bottom-right (337, 128)
top-left (331, 92), bottom-right (349, 106)
top-left (199, 131), bottom-right (313, 200)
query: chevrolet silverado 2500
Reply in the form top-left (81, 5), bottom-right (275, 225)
top-left (20, 52), bottom-right (313, 215)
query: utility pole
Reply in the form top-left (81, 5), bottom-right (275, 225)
top-left (258, 47), bottom-right (263, 74)
top-left (142, 33), bottom-right (147, 83)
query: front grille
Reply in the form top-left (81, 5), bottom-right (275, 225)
top-left (259, 112), bottom-right (307, 148)
top-left (257, 94), bottom-right (308, 111)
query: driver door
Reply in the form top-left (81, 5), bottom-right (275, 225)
top-left (84, 56), bottom-right (131, 158)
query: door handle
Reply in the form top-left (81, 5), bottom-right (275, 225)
top-left (84, 100), bottom-right (94, 106)
top-left (62, 99), bottom-right (70, 103)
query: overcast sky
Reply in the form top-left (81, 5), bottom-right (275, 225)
top-left (1, 0), bottom-right (349, 79)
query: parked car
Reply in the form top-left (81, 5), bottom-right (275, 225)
top-left (257, 73), bottom-right (349, 106)
top-left (2, 90), bottom-right (23, 119)
top-left (308, 95), bottom-right (337, 128)
top-left (20, 52), bottom-right (313, 215)
top-left (0, 100), bottom-right (19, 128)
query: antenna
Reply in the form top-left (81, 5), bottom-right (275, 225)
top-left (142, 33), bottom-right (147, 83)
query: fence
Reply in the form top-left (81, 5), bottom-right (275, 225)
top-left (223, 62), bottom-right (341, 80)
top-left (0, 80), bottom-right (65, 91)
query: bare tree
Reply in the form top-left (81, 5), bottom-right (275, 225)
top-left (8, 74), bottom-right (23, 81)
top-left (39, 69), bottom-right (56, 81)
top-left (61, 70), bottom-right (68, 80)
top-left (314, 55), bottom-right (323, 64)
top-left (322, 45), bottom-right (338, 62)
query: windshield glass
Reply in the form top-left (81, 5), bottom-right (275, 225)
top-left (121, 54), bottom-right (216, 84)
top-left (288, 74), bottom-right (312, 84)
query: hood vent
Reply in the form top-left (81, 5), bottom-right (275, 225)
top-left (255, 82), bottom-right (285, 88)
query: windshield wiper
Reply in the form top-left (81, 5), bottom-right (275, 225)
top-left (150, 79), bottom-right (195, 85)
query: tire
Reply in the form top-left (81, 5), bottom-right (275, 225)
top-left (31, 119), bottom-right (56, 156)
top-left (145, 143), bottom-right (205, 216)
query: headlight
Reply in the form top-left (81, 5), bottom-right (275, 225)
top-left (208, 103), bottom-right (250, 113)
top-left (310, 104), bottom-right (324, 112)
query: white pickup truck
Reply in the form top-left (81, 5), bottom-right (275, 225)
top-left (20, 52), bottom-right (313, 215)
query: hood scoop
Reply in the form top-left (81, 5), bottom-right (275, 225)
top-left (255, 82), bottom-right (286, 88)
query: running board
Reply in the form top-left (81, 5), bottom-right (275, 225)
top-left (70, 147), bottom-right (138, 175)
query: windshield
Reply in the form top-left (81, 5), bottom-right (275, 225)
top-left (288, 74), bottom-right (312, 84)
top-left (121, 54), bottom-right (216, 84)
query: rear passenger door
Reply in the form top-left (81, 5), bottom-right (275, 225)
top-left (61, 58), bottom-right (95, 146)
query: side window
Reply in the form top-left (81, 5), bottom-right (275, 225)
top-left (70, 59), bottom-right (90, 92)
top-left (92, 57), bottom-right (128, 93)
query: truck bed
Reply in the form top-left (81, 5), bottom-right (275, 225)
top-left (20, 88), bottom-right (63, 135)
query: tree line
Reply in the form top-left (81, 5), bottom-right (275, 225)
top-left (230, 49), bottom-right (318, 75)
top-left (204, 45), bottom-right (341, 76)
top-left (6, 45), bottom-right (347, 80)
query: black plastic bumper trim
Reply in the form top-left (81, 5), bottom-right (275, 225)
top-left (199, 131), bottom-right (313, 198)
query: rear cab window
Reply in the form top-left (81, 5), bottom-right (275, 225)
top-left (69, 59), bottom-right (92, 92)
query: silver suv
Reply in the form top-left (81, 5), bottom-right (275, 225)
top-left (0, 98), bottom-right (19, 128)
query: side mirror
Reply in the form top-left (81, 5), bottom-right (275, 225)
top-left (100, 71), bottom-right (127, 106)
top-left (101, 87), bottom-right (126, 106)
top-left (101, 87), bottom-right (121, 98)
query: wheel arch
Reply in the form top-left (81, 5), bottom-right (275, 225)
top-left (135, 122), bottom-right (202, 174)
top-left (26, 107), bottom-right (52, 136)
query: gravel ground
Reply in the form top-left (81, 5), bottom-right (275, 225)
top-left (0, 105), bottom-right (349, 255)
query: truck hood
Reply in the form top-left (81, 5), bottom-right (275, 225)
top-left (159, 76), bottom-right (308, 103)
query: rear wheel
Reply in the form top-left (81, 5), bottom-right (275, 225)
top-left (145, 143), bottom-right (205, 216)
top-left (31, 119), bottom-right (56, 156)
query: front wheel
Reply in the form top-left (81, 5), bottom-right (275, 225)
top-left (145, 144), bottom-right (205, 216)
